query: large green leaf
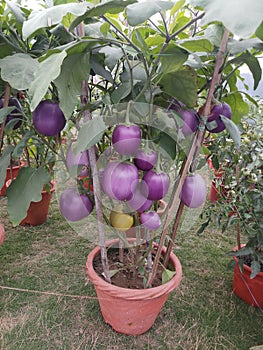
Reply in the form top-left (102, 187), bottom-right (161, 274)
top-left (126, 1), bottom-right (173, 26)
top-left (55, 53), bottom-right (90, 120)
top-left (111, 82), bottom-right (131, 104)
top-left (6, 166), bottom-right (51, 227)
top-left (22, 2), bottom-right (88, 39)
top-left (70, 0), bottom-right (137, 31)
top-left (159, 68), bottom-right (198, 108)
top-left (160, 45), bottom-right (188, 74)
top-left (0, 53), bottom-right (39, 90)
top-left (29, 51), bottom-right (67, 111)
top-left (190, 0), bottom-right (263, 38)
top-left (0, 145), bottom-right (14, 189)
top-left (74, 117), bottom-right (106, 154)
top-left (223, 92), bottom-right (249, 125)
top-left (228, 38), bottom-right (263, 55)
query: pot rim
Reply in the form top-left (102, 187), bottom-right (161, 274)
top-left (86, 238), bottom-right (182, 300)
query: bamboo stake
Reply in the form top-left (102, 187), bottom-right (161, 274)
top-left (146, 28), bottom-right (230, 288)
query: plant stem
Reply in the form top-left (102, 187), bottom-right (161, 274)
top-left (0, 83), bottom-right (10, 154)
top-left (146, 28), bottom-right (230, 288)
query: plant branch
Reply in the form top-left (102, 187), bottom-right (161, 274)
top-left (0, 83), bottom-right (11, 154)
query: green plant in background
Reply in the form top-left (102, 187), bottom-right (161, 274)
top-left (201, 103), bottom-right (263, 278)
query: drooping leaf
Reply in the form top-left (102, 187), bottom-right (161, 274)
top-left (204, 24), bottom-right (224, 47)
top-left (160, 45), bottom-right (188, 74)
top-left (189, 0), bottom-right (263, 38)
top-left (55, 53), bottom-right (90, 120)
top-left (0, 53), bottom-right (39, 90)
top-left (159, 132), bottom-right (177, 160)
top-left (223, 92), bottom-right (249, 124)
top-left (220, 115), bottom-right (240, 149)
top-left (250, 261), bottom-right (261, 279)
top-left (70, 0), bottom-right (137, 31)
top-left (90, 56), bottom-right (113, 83)
top-left (29, 51), bottom-right (67, 111)
top-left (0, 107), bottom-right (16, 124)
top-left (227, 38), bottom-right (263, 55)
top-left (162, 267), bottom-right (176, 284)
top-left (170, 0), bottom-right (186, 16)
top-left (22, 2), bottom-right (88, 39)
top-left (74, 117), bottom-right (106, 154)
top-left (12, 131), bottom-right (35, 160)
top-left (6, 166), bottom-right (51, 226)
top-left (126, 1), bottom-right (173, 26)
top-left (0, 145), bottom-right (14, 189)
top-left (159, 68), bottom-right (198, 108)
top-left (6, 1), bottom-right (25, 23)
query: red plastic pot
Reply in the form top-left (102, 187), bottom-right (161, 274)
top-left (209, 180), bottom-right (227, 202)
top-left (0, 223), bottom-right (5, 245)
top-left (20, 182), bottom-right (55, 226)
top-left (0, 161), bottom-right (25, 196)
top-left (232, 246), bottom-right (263, 308)
top-left (86, 238), bottom-right (182, 335)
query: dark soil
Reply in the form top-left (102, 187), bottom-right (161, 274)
top-left (93, 245), bottom-right (174, 289)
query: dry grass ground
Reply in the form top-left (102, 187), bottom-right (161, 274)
top-left (0, 195), bottom-right (263, 350)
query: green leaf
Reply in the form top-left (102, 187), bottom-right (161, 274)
top-left (0, 106), bottom-right (16, 123)
top-left (159, 68), bottom-right (198, 108)
top-left (29, 51), bottom-right (67, 111)
top-left (190, 0), bottom-right (263, 38)
top-left (204, 24), bottom-right (224, 47)
top-left (227, 38), bottom-right (263, 55)
top-left (70, 0), bottom-right (137, 31)
top-left (159, 132), bottom-right (176, 160)
top-left (74, 117), bottom-right (106, 154)
top-left (220, 116), bottom-right (240, 149)
top-left (162, 267), bottom-right (176, 284)
top-left (0, 145), bottom-right (14, 189)
top-left (99, 46), bottom-right (123, 70)
top-left (250, 261), bottom-right (261, 279)
top-left (255, 21), bottom-right (263, 40)
top-left (179, 38), bottom-right (214, 52)
top-left (6, 166), bottom-right (51, 226)
top-left (170, 0), bottom-right (186, 16)
top-left (160, 45), bottom-right (188, 74)
top-left (12, 131), bottom-right (35, 160)
top-left (22, 2), bottom-right (88, 39)
top-left (6, 1), bottom-right (25, 23)
top-left (223, 92), bottom-right (249, 125)
top-left (126, 1), bottom-right (173, 26)
top-left (0, 53), bottom-right (39, 90)
top-left (55, 53), bottom-right (90, 120)
top-left (111, 82), bottom-right (131, 104)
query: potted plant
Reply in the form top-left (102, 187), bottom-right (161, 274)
top-left (200, 113), bottom-right (263, 307)
top-left (0, 0), bottom-right (262, 335)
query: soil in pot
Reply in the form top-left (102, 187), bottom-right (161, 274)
top-left (93, 244), bottom-right (171, 289)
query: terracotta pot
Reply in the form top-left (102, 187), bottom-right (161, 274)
top-left (0, 223), bottom-right (5, 245)
top-left (86, 239), bottom-right (182, 335)
top-left (20, 182), bottom-right (55, 226)
top-left (232, 246), bottom-right (263, 308)
top-left (0, 161), bottom-right (25, 196)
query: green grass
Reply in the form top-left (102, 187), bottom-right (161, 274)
top-left (0, 195), bottom-right (263, 350)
